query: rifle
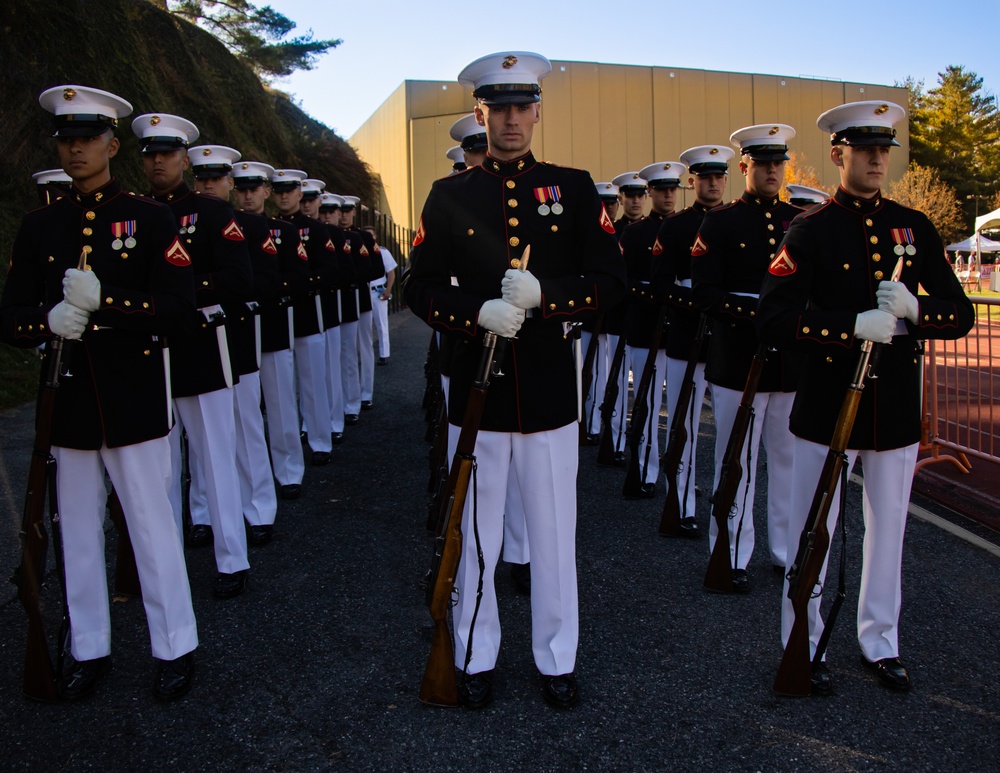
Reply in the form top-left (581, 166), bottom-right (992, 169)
top-left (578, 313), bottom-right (604, 441)
top-left (658, 313), bottom-right (708, 536)
top-left (703, 343), bottom-right (768, 592)
top-left (596, 325), bottom-right (629, 466)
top-left (16, 250), bottom-right (90, 701)
top-left (622, 306), bottom-right (668, 498)
top-left (425, 397), bottom-right (449, 530)
top-left (774, 257), bottom-right (902, 696)
top-left (108, 489), bottom-right (142, 598)
top-left (419, 330), bottom-right (504, 706)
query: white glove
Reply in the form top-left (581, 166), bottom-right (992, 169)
top-left (62, 268), bottom-right (102, 312)
top-left (501, 268), bottom-right (541, 309)
top-left (47, 301), bottom-right (90, 340)
top-left (478, 298), bottom-right (525, 338)
top-left (854, 309), bottom-right (897, 344)
top-left (876, 280), bottom-right (919, 324)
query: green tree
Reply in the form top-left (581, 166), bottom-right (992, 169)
top-left (165, 0), bottom-right (341, 79)
top-left (908, 66), bottom-right (1000, 226)
top-left (887, 163), bottom-right (965, 245)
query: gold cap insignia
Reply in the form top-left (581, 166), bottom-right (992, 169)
top-left (710, 147), bottom-right (719, 154)
top-left (278, 170), bottom-right (286, 176)
top-left (502, 55), bottom-right (518, 69)
top-left (241, 163), bottom-right (249, 169)
top-left (150, 115), bottom-right (161, 126)
top-left (63, 88), bottom-right (76, 101)
top-left (633, 173), bottom-right (640, 179)
top-left (875, 104), bottom-right (889, 115)
top-left (202, 148), bottom-right (212, 156)
top-left (769, 126), bottom-right (779, 135)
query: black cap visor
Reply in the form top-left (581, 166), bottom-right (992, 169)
top-left (475, 83), bottom-right (541, 105)
top-left (832, 126), bottom-right (899, 147)
top-left (53, 114), bottom-right (117, 138)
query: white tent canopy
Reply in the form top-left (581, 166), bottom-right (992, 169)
top-left (975, 207), bottom-right (1000, 234)
top-left (947, 233), bottom-right (1000, 253)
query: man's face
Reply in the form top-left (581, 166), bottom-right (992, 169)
top-left (602, 199), bottom-right (620, 220)
top-left (694, 173), bottom-right (727, 207)
top-left (142, 148), bottom-right (189, 194)
top-left (620, 191), bottom-right (647, 219)
top-left (272, 186), bottom-right (302, 216)
top-left (833, 145), bottom-right (890, 198)
top-left (56, 131), bottom-right (118, 191)
top-left (193, 174), bottom-right (233, 199)
top-left (474, 102), bottom-right (540, 161)
top-left (741, 158), bottom-right (785, 198)
top-left (301, 196), bottom-right (320, 218)
top-left (235, 183), bottom-right (268, 213)
top-left (318, 209), bottom-right (340, 227)
top-left (649, 187), bottom-right (678, 215)
top-left (464, 148), bottom-right (487, 168)
top-left (341, 208), bottom-right (356, 228)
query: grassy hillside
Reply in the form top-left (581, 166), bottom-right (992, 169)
top-left (0, 0), bottom-right (375, 408)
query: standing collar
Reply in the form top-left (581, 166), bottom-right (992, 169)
top-left (834, 186), bottom-right (883, 213)
top-left (740, 190), bottom-right (781, 208)
top-left (151, 180), bottom-right (191, 204)
top-left (70, 177), bottom-right (121, 208)
top-left (481, 151), bottom-right (537, 177)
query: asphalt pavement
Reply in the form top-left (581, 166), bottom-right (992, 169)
top-left (1, 312), bottom-right (998, 771)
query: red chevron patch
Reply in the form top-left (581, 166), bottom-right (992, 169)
top-left (262, 236), bottom-right (278, 255)
top-left (165, 237), bottom-right (192, 266)
top-left (222, 219), bottom-right (245, 241)
top-left (690, 234), bottom-right (709, 257)
top-left (769, 246), bottom-right (797, 276)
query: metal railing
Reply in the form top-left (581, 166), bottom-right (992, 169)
top-left (359, 211), bottom-right (414, 315)
top-left (918, 296), bottom-right (1000, 474)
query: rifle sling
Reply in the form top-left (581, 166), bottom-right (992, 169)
top-left (460, 459), bottom-right (486, 681)
top-left (812, 459), bottom-right (850, 667)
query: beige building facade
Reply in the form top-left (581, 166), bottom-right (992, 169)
top-left (350, 61), bottom-right (909, 231)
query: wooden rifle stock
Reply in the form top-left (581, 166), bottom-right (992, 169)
top-left (597, 327), bottom-right (629, 465)
top-left (108, 489), bottom-right (142, 598)
top-left (420, 332), bottom-right (503, 707)
top-left (17, 338), bottom-right (66, 702)
top-left (774, 340), bottom-right (877, 696)
top-left (578, 313), bottom-right (604, 440)
top-left (623, 306), bottom-right (668, 497)
top-left (659, 314), bottom-right (708, 536)
top-left (703, 344), bottom-right (768, 592)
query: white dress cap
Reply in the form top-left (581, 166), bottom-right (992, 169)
top-left (39, 85), bottom-right (132, 136)
top-left (458, 52), bottom-right (552, 104)
top-left (611, 171), bottom-right (647, 193)
top-left (32, 169), bottom-right (73, 185)
top-left (188, 145), bottom-right (241, 178)
top-left (786, 184), bottom-right (829, 205)
top-left (640, 161), bottom-right (687, 189)
top-left (232, 161), bottom-right (276, 188)
top-left (320, 193), bottom-right (345, 209)
top-left (340, 195), bottom-right (361, 209)
top-left (132, 113), bottom-right (200, 152)
top-left (679, 145), bottom-right (735, 175)
top-left (730, 124), bottom-right (796, 160)
top-left (817, 100), bottom-right (905, 146)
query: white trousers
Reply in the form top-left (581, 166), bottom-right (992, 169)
top-left (448, 423), bottom-right (579, 676)
top-left (171, 389), bottom-right (249, 574)
top-left (359, 309), bottom-right (375, 401)
top-left (605, 333), bottom-right (628, 452)
top-left (663, 357), bottom-right (708, 520)
top-left (53, 439), bottom-right (198, 661)
top-left (626, 345), bottom-right (666, 484)
top-left (502, 462), bottom-right (530, 564)
top-left (708, 387), bottom-right (796, 569)
top-left (580, 331), bottom-right (608, 435)
top-left (781, 438), bottom-right (917, 662)
top-left (294, 332), bottom-right (332, 452)
top-left (324, 326), bottom-right (344, 434)
top-left (259, 349), bottom-right (305, 486)
top-left (232, 372), bottom-right (277, 526)
top-left (372, 294), bottom-right (391, 357)
top-left (340, 319), bottom-right (361, 414)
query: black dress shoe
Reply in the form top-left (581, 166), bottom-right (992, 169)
top-left (331, 432), bottom-right (344, 445)
top-left (344, 413), bottom-right (360, 426)
top-left (861, 655), bottom-right (912, 691)
top-left (377, 357), bottom-right (389, 365)
top-left (360, 400), bottom-right (373, 410)
top-left (153, 652), bottom-right (195, 702)
top-left (248, 525), bottom-right (273, 546)
top-left (611, 451), bottom-right (626, 466)
top-left (510, 562), bottom-right (531, 595)
top-left (772, 563), bottom-right (786, 576)
top-left (186, 524), bottom-right (212, 548)
top-left (279, 483), bottom-right (301, 500)
top-left (458, 670), bottom-right (493, 709)
top-left (583, 433), bottom-right (600, 446)
top-left (678, 517), bottom-right (700, 537)
top-left (639, 482), bottom-right (656, 498)
top-left (694, 484), bottom-right (702, 497)
top-left (811, 661), bottom-right (834, 696)
top-left (312, 451), bottom-right (331, 466)
top-left (58, 656), bottom-right (111, 701)
top-left (731, 568), bottom-right (750, 593)
top-left (214, 570), bottom-right (249, 599)
top-left (541, 673), bottom-right (579, 709)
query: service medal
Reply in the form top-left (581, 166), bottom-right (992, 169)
top-left (125, 237), bottom-right (137, 249)
top-left (894, 244), bottom-right (905, 256)
top-left (891, 227), bottom-right (915, 259)
top-left (905, 244), bottom-right (916, 255)
top-left (179, 213), bottom-right (198, 236)
top-left (271, 228), bottom-right (282, 245)
top-left (123, 221), bottom-right (136, 249)
top-left (112, 238), bottom-right (124, 251)
top-left (551, 202), bottom-right (564, 215)
top-left (538, 204), bottom-right (551, 216)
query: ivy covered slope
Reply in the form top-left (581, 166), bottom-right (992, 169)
top-left (0, 0), bottom-right (373, 409)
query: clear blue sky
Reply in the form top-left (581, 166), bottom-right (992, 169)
top-left (262, 0), bottom-right (999, 139)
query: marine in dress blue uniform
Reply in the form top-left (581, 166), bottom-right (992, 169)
top-left (133, 113), bottom-right (254, 599)
top-left (1, 85), bottom-right (198, 700)
top-left (651, 144), bottom-right (735, 534)
top-left (405, 51), bottom-right (626, 709)
top-left (757, 101), bottom-right (975, 693)
top-left (691, 124), bottom-right (802, 591)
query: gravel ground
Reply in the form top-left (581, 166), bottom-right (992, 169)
top-left (0, 312), bottom-right (998, 772)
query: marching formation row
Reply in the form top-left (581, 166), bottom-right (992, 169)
top-left (2, 84), bottom-right (396, 702)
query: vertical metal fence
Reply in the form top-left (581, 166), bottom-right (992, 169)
top-left (359, 210), bottom-right (414, 316)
